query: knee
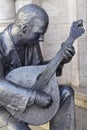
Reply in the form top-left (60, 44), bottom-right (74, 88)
top-left (59, 85), bottom-right (74, 98)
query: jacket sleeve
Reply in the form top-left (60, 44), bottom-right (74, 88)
top-left (0, 79), bottom-right (36, 113)
top-left (0, 54), bottom-right (36, 114)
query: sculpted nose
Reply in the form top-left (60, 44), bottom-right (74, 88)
top-left (39, 34), bottom-right (44, 42)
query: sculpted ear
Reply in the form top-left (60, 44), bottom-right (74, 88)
top-left (22, 25), bottom-right (27, 34)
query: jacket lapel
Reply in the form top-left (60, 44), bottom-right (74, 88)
top-left (3, 28), bottom-right (22, 68)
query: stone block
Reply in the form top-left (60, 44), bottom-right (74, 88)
top-left (0, 0), bottom-right (15, 19)
top-left (75, 92), bottom-right (87, 109)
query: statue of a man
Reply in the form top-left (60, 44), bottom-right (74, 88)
top-left (0, 4), bottom-right (84, 130)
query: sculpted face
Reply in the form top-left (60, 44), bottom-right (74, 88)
top-left (21, 19), bottom-right (48, 46)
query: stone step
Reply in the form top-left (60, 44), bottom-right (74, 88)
top-left (74, 87), bottom-right (87, 109)
top-left (75, 92), bottom-right (87, 109)
top-left (30, 123), bottom-right (49, 130)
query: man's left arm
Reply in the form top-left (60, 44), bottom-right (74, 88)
top-left (36, 20), bottom-right (84, 76)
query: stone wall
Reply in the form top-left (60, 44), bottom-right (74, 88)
top-left (38, 0), bottom-right (87, 89)
top-left (0, 0), bottom-right (87, 89)
top-left (0, 0), bottom-right (15, 31)
top-left (40, 0), bottom-right (73, 86)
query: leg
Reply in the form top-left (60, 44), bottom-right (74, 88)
top-left (0, 106), bottom-right (31, 130)
top-left (50, 85), bottom-right (76, 130)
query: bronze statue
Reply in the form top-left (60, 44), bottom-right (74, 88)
top-left (0, 4), bottom-right (85, 130)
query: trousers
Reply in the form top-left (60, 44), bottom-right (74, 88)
top-left (50, 85), bottom-right (76, 130)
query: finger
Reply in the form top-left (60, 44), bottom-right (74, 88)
top-left (81, 28), bottom-right (85, 33)
top-left (63, 52), bottom-right (68, 60)
top-left (75, 27), bottom-right (85, 32)
top-left (63, 50), bottom-right (72, 60)
top-left (66, 46), bottom-right (75, 55)
top-left (65, 50), bottom-right (72, 58)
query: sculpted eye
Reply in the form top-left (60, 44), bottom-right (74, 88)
top-left (35, 33), bottom-right (40, 37)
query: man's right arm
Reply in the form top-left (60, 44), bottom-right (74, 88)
top-left (0, 56), bottom-right (52, 113)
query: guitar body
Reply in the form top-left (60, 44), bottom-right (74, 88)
top-left (6, 65), bottom-right (60, 125)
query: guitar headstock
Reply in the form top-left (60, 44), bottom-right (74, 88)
top-left (70, 19), bottom-right (85, 40)
top-left (76, 19), bottom-right (83, 27)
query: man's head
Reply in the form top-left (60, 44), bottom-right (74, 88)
top-left (13, 4), bottom-right (49, 46)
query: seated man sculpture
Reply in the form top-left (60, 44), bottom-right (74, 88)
top-left (0, 4), bottom-right (84, 130)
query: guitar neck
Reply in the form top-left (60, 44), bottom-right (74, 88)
top-left (33, 36), bottom-right (74, 91)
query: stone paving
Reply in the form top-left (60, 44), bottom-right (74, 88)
top-left (76, 106), bottom-right (87, 130)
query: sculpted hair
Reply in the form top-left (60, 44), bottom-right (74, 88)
top-left (15, 4), bottom-right (49, 30)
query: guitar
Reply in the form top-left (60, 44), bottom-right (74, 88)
top-left (6, 20), bottom-right (84, 125)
